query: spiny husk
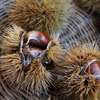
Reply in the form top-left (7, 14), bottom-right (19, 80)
top-left (0, 24), bottom-right (67, 100)
top-left (8, 0), bottom-right (100, 49)
top-left (0, 25), bottom-right (20, 54)
top-left (9, 0), bottom-right (73, 33)
top-left (52, 43), bottom-right (100, 100)
top-left (0, 53), bottom-right (52, 99)
top-left (0, 25), bottom-right (53, 99)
